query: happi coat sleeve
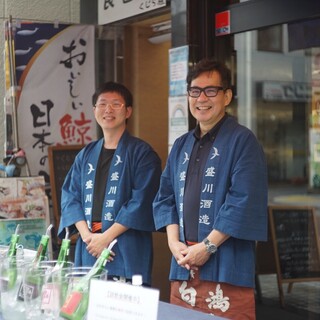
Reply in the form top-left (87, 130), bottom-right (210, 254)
top-left (58, 130), bottom-right (161, 285)
top-left (153, 115), bottom-right (268, 288)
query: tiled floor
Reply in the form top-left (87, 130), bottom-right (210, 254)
top-left (256, 274), bottom-right (320, 319)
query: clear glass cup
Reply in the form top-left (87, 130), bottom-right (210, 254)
top-left (0, 257), bottom-right (31, 320)
top-left (59, 266), bottom-right (108, 320)
top-left (0, 245), bottom-right (24, 261)
top-left (0, 245), bottom-right (36, 264)
top-left (0, 245), bottom-right (8, 261)
top-left (0, 245), bottom-right (37, 319)
top-left (38, 259), bottom-right (74, 270)
top-left (23, 261), bottom-right (74, 320)
top-left (22, 248), bottom-right (37, 263)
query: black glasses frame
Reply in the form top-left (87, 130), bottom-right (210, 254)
top-left (187, 86), bottom-right (224, 98)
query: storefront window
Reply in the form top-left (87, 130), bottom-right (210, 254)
top-left (234, 19), bottom-right (320, 318)
top-left (234, 22), bottom-right (319, 188)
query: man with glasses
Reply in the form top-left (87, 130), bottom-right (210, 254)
top-left (153, 59), bottom-right (267, 319)
top-left (59, 81), bottom-right (161, 286)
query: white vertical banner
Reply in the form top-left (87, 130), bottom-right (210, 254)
top-left (168, 45), bottom-right (189, 151)
top-left (169, 45), bottom-right (189, 97)
top-left (14, 24), bottom-right (96, 180)
top-left (168, 96), bottom-right (188, 152)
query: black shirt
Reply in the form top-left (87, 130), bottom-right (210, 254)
top-left (183, 114), bottom-right (227, 242)
top-left (91, 147), bottom-right (115, 222)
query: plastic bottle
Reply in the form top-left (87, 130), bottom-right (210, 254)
top-left (132, 274), bottom-right (143, 286)
top-left (59, 239), bottom-right (117, 320)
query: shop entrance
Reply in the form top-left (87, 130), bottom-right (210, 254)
top-left (216, 0), bottom-right (320, 319)
top-left (103, 13), bottom-right (172, 302)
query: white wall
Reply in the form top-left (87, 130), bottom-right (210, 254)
top-left (0, 0), bottom-right (80, 164)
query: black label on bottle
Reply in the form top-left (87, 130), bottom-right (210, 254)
top-left (17, 280), bottom-right (40, 301)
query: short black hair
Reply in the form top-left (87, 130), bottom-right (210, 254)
top-left (186, 59), bottom-right (231, 90)
top-left (92, 81), bottom-right (133, 107)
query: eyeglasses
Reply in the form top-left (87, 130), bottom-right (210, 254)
top-left (95, 102), bottom-right (124, 110)
top-left (187, 86), bottom-right (224, 98)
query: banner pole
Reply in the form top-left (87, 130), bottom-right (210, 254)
top-left (3, 16), bottom-right (30, 177)
top-left (6, 15), bottom-right (19, 151)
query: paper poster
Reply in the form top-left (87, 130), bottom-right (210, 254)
top-left (169, 45), bottom-right (189, 97)
top-left (0, 218), bottom-right (47, 251)
top-left (168, 96), bottom-right (189, 147)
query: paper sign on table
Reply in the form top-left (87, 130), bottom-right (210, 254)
top-left (87, 279), bottom-right (159, 320)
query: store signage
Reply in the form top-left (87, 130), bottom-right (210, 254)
top-left (215, 10), bottom-right (230, 36)
top-left (98, 0), bottom-right (167, 25)
top-left (262, 81), bottom-right (311, 102)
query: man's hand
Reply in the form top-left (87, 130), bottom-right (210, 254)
top-left (177, 242), bottom-right (210, 270)
top-left (85, 233), bottom-right (115, 260)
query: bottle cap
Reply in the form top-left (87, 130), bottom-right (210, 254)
top-left (132, 274), bottom-right (143, 286)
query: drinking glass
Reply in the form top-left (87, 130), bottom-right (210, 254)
top-left (59, 267), bottom-right (108, 320)
top-left (23, 261), bottom-right (73, 320)
top-left (0, 257), bottom-right (31, 320)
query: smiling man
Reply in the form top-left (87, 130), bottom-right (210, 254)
top-left (153, 59), bottom-right (268, 319)
top-left (58, 81), bottom-right (161, 286)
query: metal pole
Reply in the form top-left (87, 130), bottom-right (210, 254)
top-left (6, 15), bottom-right (19, 150)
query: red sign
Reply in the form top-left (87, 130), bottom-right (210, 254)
top-left (215, 10), bottom-right (230, 36)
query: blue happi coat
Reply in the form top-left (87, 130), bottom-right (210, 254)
top-left (58, 130), bottom-right (162, 285)
top-left (153, 115), bottom-right (268, 288)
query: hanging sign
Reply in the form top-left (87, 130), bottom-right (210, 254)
top-left (98, 0), bottom-right (167, 25)
top-left (215, 10), bottom-right (230, 36)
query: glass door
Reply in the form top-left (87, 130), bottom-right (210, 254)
top-left (233, 18), bottom-right (320, 317)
